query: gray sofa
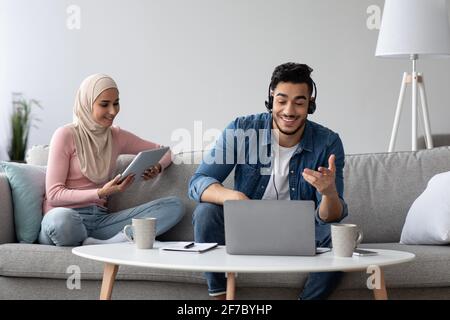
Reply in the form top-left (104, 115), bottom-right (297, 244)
top-left (1, 147), bottom-right (450, 300)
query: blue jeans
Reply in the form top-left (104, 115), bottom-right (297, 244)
top-left (39, 196), bottom-right (185, 246)
top-left (192, 203), bottom-right (343, 299)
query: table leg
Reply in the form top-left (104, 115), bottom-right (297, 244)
top-left (100, 263), bottom-right (119, 300)
top-left (226, 272), bottom-right (236, 300)
top-left (373, 267), bottom-right (388, 300)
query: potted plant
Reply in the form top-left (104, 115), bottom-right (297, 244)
top-left (8, 93), bottom-right (42, 162)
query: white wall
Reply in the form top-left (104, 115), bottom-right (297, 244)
top-left (1, 0), bottom-right (450, 160)
top-left (0, 0), bottom-right (8, 160)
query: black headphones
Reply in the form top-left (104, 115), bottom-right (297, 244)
top-left (265, 64), bottom-right (317, 115)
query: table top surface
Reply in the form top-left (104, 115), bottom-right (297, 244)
top-left (72, 242), bottom-right (415, 273)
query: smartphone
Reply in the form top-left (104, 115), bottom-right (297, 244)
top-left (353, 249), bottom-right (378, 256)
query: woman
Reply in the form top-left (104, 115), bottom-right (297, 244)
top-left (39, 74), bottom-right (185, 246)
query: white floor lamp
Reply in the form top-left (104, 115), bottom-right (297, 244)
top-left (375, 0), bottom-right (450, 152)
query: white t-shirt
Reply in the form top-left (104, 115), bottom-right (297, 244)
top-left (262, 143), bottom-right (298, 200)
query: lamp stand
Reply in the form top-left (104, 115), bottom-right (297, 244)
top-left (388, 54), bottom-right (434, 152)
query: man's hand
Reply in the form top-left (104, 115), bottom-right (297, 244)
top-left (200, 183), bottom-right (249, 205)
top-left (302, 154), bottom-right (338, 197)
top-left (224, 189), bottom-right (249, 201)
top-left (303, 154), bottom-right (343, 222)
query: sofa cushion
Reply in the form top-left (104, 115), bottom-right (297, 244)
top-left (108, 152), bottom-right (234, 242)
top-left (0, 243), bottom-right (308, 288)
top-left (17, 146), bottom-right (450, 245)
top-left (400, 171), bottom-right (450, 244)
top-left (0, 243), bottom-right (448, 290)
top-left (108, 148), bottom-right (450, 244)
top-left (340, 243), bottom-right (450, 289)
top-left (0, 173), bottom-right (15, 244)
top-left (108, 154), bottom-right (197, 241)
top-left (343, 147), bottom-right (450, 243)
top-left (0, 162), bottom-right (46, 243)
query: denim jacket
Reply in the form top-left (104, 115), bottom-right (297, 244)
top-left (188, 113), bottom-right (348, 244)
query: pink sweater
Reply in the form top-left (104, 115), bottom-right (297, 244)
top-left (43, 126), bottom-right (172, 214)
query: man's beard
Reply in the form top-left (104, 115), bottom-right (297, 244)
top-left (273, 116), bottom-right (306, 136)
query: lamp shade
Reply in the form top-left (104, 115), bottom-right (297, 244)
top-left (376, 0), bottom-right (450, 58)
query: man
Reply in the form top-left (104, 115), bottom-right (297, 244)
top-left (188, 62), bottom-right (348, 300)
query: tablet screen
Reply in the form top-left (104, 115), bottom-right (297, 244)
top-left (120, 147), bottom-right (170, 183)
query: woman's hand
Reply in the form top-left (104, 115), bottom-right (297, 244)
top-left (142, 163), bottom-right (162, 180)
top-left (97, 174), bottom-right (135, 198)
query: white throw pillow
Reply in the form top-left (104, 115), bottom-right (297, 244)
top-left (400, 171), bottom-right (450, 244)
top-left (25, 145), bottom-right (49, 166)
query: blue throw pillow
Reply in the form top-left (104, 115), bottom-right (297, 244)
top-left (0, 162), bottom-right (46, 243)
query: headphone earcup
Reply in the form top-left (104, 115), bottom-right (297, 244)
top-left (308, 100), bottom-right (316, 114)
top-left (266, 96), bottom-right (274, 113)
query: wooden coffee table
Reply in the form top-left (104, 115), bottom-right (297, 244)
top-left (72, 242), bottom-right (415, 300)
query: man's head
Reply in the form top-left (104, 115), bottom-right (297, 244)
top-left (266, 62), bottom-right (317, 140)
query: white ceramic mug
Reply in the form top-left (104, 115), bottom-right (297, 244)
top-left (331, 224), bottom-right (363, 257)
top-left (123, 218), bottom-right (157, 249)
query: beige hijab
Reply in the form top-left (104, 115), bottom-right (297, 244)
top-left (68, 74), bottom-right (118, 184)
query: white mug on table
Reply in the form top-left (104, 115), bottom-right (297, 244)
top-left (123, 217), bottom-right (157, 249)
top-left (331, 223), bottom-right (363, 257)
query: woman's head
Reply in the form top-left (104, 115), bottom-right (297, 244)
top-left (74, 74), bottom-right (119, 129)
top-left (69, 74), bottom-right (119, 183)
top-left (92, 87), bottom-right (120, 128)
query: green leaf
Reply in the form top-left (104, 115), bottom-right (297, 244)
top-left (8, 94), bottom-right (44, 161)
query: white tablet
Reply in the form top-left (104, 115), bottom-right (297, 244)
top-left (120, 147), bottom-right (170, 183)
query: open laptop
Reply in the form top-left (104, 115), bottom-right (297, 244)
top-left (224, 200), bottom-right (317, 256)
